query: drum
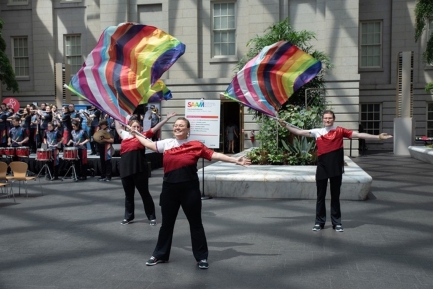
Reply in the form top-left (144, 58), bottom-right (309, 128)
top-left (36, 149), bottom-right (52, 161)
top-left (16, 146), bottom-right (30, 157)
top-left (63, 147), bottom-right (78, 160)
top-left (0, 147), bottom-right (4, 156)
top-left (4, 147), bottom-right (15, 156)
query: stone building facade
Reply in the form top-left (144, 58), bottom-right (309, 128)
top-left (1, 0), bottom-right (432, 155)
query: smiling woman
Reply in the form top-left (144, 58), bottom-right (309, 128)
top-left (132, 117), bottom-right (251, 269)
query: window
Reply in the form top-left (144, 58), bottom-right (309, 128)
top-left (65, 35), bottom-right (82, 75)
top-left (427, 103), bottom-right (433, 137)
top-left (360, 103), bottom-right (381, 135)
top-left (213, 2), bottom-right (236, 56)
top-left (12, 37), bottom-right (29, 77)
top-left (360, 21), bottom-right (382, 68)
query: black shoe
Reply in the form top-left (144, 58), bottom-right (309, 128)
top-left (150, 219), bottom-right (157, 226)
top-left (51, 177), bottom-right (59, 181)
top-left (146, 256), bottom-right (166, 266)
top-left (120, 219), bottom-right (133, 225)
top-left (90, 152), bottom-right (96, 155)
top-left (105, 178), bottom-right (111, 182)
top-left (198, 259), bottom-right (209, 269)
top-left (98, 177), bottom-right (106, 181)
top-left (312, 224), bottom-right (324, 231)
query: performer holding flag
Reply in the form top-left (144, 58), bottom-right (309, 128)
top-left (278, 111), bottom-right (392, 232)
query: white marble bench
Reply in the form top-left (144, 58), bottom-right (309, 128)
top-left (198, 156), bottom-right (372, 200)
top-left (408, 146), bottom-right (433, 164)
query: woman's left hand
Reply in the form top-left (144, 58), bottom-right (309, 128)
top-left (236, 155), bottom-right (251, 167)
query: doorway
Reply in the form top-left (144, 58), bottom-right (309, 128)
top-left (219, 101), bottom-right (242, 154)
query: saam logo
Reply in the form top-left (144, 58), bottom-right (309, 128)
top-left (187, 101), bottom-right (205, 108)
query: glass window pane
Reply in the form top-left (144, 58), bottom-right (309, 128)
top-left (214, 17), bottom-right (220, 29)
top-left (374, 113), bottom-right (380, 120)
top-left (428, 112), bottom-right (433, 119)
top-left (221, 32), bottom-right (228, 43)
top-left (215, 44), bottom-right (221, 56)
top-left (228, 3), bottom-right (234, 15)
top-left (228, 16), bottom-right (235, 29)
top-left (221, 16), bottom-right (227, 29)
top-left (221, 44), bottom-right (228, 55)
top-left (229, 31), bottom-right (235, 42)
top-left (361, 57), bottom-right (367, 66)
top-left (214, 32), bottom-right (220, 43)
top-left (228, 43), bottom-right (235, 55)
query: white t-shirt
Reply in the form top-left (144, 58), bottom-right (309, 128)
top-left (155, 138), bottom-right (189, 153)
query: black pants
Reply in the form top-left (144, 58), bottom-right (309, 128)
top-left (315, 175), bottom-right (342, 226)
top-left (99, 156), bottom-right (112, 179)
top-left (74, 148), bottom-right (87, 178)
top-left (121, 171), bottom-right (155, 221)
top-left (152, 180), bottom-right (208, 262)
top-left (90, 126), bottom-right (98, 154)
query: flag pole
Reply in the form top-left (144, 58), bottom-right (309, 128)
top-left (267, 115), bottom-right (302, 130)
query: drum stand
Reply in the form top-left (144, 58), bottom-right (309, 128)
top-left (36, 160), bottom-right (53, 180)
top-left (62, 159), bottom-right (78, 182)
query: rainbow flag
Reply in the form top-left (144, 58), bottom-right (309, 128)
top-left (224, 41), bottom-right (322, 117)
top-left (66, 23), bottom-right (185, 124)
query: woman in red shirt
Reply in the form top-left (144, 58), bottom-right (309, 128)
top-left (133, 117), bottom-right (251, 269)
top-left (114, 112), bottom-right (176, 226)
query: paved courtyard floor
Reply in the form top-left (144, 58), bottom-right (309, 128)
top-left (1, 151), bottom-right (433, 289)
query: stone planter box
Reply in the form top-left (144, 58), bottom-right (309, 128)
top-left (408, 146), bottom-right (433, 164)
top-left (198, 156), bottom-right (372, 200)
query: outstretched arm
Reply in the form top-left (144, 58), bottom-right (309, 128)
top-left (150, 112), bottom-right (176, 134)
top-left (132, 131), bottom-right (157, 152)
top-left (352, 131), bottom-right (393, 140)
top-left (210, 152), bottom-right (251, 167)
top-left (278, 120), bottom-right (311, 137)
top-left (114, 120), bottom-right (126, 138)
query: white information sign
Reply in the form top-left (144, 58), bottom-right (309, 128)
top-left (185, 99), bottom-right (221, 148)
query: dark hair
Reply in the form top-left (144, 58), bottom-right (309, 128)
top-left (71, 121), bottom-right (81, 129)
top-left (322, 110), bottom-right (335, 120)
top-left (176, 117), bottom-right (190, 128)
top-left (99, 120), bottom-right (108, 126)
top-left (128, 119), bottom-right (141, 127)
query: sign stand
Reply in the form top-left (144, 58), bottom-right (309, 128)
top-left (200, 158), bottom-right (212, 200)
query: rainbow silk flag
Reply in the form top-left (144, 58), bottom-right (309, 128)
top-left (66, 23), bottom-right (185, 124)
top-left (224, 41), bottom-right (322, 117)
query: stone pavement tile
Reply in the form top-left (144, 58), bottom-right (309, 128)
top-left (415, 274), bottom-right (433, 286)
top-left (356, 281), bottom-right (418, 289)
top-left (0, 273), bottom-right (49, 288)
top-left (348, 271), bottom-right (405, 284)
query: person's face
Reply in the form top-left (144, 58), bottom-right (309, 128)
top-left (52, 106), bottom-right (57, 112)
top-left (62, 107), bottom-right (68, 113)
top-left (1, 105), bottom-right (6, 111)
top-left (68, 105), bottom-right (74, 112)
top-left (48, 124), bottom-right (54, 131)
top-left (46, 106), bottom-right (51, 112)
top-left (72, 123), bottom-right (79, 130)
top-left (40, 103), bottom-right (46, 109)
top-left (173, 120), bottom-right (189, 139)
top-left (12, 119), bottom-right (20, 127)
top-left (322, 113), bottom-right (335, 127)
top-left (129, 121), bottom-right (141, 131)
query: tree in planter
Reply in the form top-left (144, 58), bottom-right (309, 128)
top-left (414, 0), bottom-right (433, 92)
top-left (0, 18), bottom-right (19, 93)
top-left (237, 18), bottom-right (332, 165)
